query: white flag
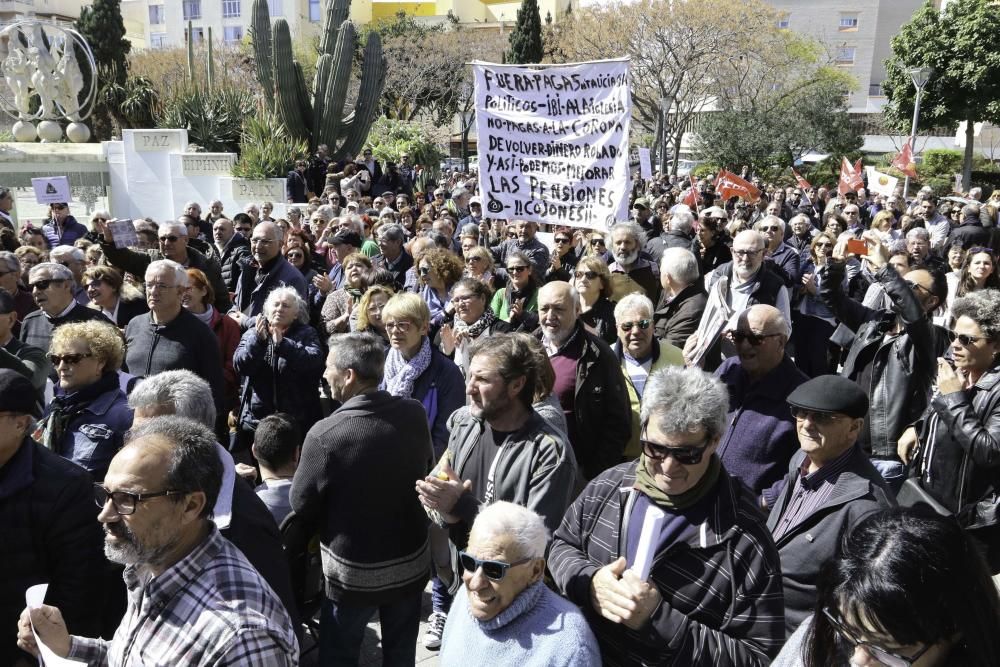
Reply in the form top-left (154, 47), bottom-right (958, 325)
top-left (865, 166), bottom-right (899, 197)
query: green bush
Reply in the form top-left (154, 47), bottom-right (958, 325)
top-left (232, 108), bottom-right (309, 179)
top-left (157, 85), bottom-right (254, 153)
top-left (691, 162), bottom-right (719, 179)
top-left (365, 117), bottom-right (444, 178)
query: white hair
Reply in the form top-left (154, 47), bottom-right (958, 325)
top-left (159, 220), bottom-right (188, 237)
top-left (734, 229), bottom-right (766, 250)
top-left (146, 259), bottom-right (189, 287)
top-left (610, 220), bottom-right (648, 247)
top-left (30, 262), bottom-right (73, 282)
top-left (263, 286), bottom-right (308, 325)
top-left (669, 210), bottom-right (695, 235)
top-left (50, 245), bottom-right (84, 262)
top-left (471, 501), bottom-right (549, 559)
top-left (614, 293), bottom-right (654, 322)
top-left (660, 247), bottom-right (700, 286)
top-left (906, 227), bottom-right (930, 242)
top-left (754, 215), bottom-right (785, 234)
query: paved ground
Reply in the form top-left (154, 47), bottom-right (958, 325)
top-left (300, 584), bottom-right (442, 666)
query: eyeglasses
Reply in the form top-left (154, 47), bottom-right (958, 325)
top-left (733, 248), bottom-right (763, 257)
top-left (286, 252), bottom-right (304, 260)
top-left (574, 270), bottom-right (599, 281)
top-left (250, 238), bottom-right (274, 246)
top-left (553, 237), bottom-right (571, 245)
top-left (640, 432), bottom-right (710, 465)
top-left (790, 407), bottom-right (845, 424)
top-left (821, 608), bottom-right (930, 667)
top-left (759, 226), bottom-right (782, 232)
top-left (451, 294), bottom-right (478, 305)
top-left (30, 279), bottom-right (67, 290)
top-left (48, 352), bottom-right (94, 366)
top-left (144, 281), bottom-right (179, 291)
top-left (729, 331), bottom-right (781, 346)
top-left (619, 319), bottom-right (651, 332)
top-left (418, 266), bottom-right (431, 276)
top-left (465, 256), bottom-right (483, 264)
top-left (947, 330), bottom-right (987, 347)
top-left (904, 281), bottom-right (932, 297)
top-left (384, 320), bottom-right (413, 333)
top-left (507, 265), bottom-right (529, 274)
top-left (458, 551), bottom-right (533, 582)
top-left (158, 235), bottom-right (181, 243)
top-left (94, 483), bottom-right (183, 516)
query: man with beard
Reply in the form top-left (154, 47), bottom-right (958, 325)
top-left (490, 219), bottom-right (550, 281)
top-left (607, 221), bottom-right (661, 305)
top-left (537, 282), bottom-right (630, 479)
top-left (417, 332), bottom-right (578, 547)
top-left (17, 416), bottom-right (298, 665)
top-left (292, 333), bottom-right (434, 665)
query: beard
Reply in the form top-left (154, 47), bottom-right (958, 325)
top-left (612, 248), bottom-right (639, 266)
top-left (104, 520), bottom-right (179, 568)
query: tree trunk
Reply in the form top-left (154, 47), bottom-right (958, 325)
top-left (671, 125), bottom-right (683, 177)
top-left (963, 116), bottom-right (975, 192)
top-left (653, 111), bottom-right (665, 175)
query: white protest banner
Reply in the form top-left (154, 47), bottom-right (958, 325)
top-left (638, 148), bottom-right (652, 180)
top-left (472, 58), bottom-right (631, 231)
top-left (865, 166), bottom-right (899, 197)
top-left (31, 176), bottom-right (71, 205)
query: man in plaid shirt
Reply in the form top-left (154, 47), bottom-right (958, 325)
top-left (17, 416), bottom-right (299, 666)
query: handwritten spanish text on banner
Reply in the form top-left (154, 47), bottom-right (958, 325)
top-left (472, 59), bottom-right (632, 230)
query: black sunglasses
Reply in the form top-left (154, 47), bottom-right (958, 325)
top-left (30, 278), bottom-right (66, 290)
top-left (821, 608), bottom-right (930, 667)
top-left (574, 270), bottom-right (599, 281)
top-left (418, 266), bottom-right (430, 275)
top-left (553, 237), bottom-right (571, 244)
top-left (640, 434), bottom-right (710, 465)
top-left (507, 265), bottom-right (529, 274)
top-left (619, 319), bottom-right (651, 332)
top-left (947, 330), bottom-right (987, 347)
top-left (789, 407), bottom-right (845, 424)
top-left (48, 352), bottom-right (94, 366)
top-left (590, 239), bottom-right (606, 246)
top-left (159, 235), bottom-right (181, 243)
top-left (729, 331), bottom-right (781, 346)
top-left (458, 551), bottom-right (533, 581)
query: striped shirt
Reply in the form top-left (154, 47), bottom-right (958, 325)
top-left (67, 527), bottom-right (298, 666)
top-left (770, 445), bottom-right (858, 543)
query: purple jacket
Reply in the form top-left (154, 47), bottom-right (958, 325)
top-left (714, 354), bottom-right (808, 507)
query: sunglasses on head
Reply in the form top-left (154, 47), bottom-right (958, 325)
top-left (458, 552), bottom-right (533, 581)
top-left (30, 278), bottom-right (66, 290)
top-left (947, 330), bottom-right (987, 347)
top-left (619, 319), bottom-right (651, 332)
top-left (728, 330), bottom-right (780, 346)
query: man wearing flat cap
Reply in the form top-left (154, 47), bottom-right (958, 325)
top-left (766, 374), bottom-right (895, 637)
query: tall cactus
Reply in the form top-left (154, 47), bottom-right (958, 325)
top-left (250, 0), bottom-right (387, 158)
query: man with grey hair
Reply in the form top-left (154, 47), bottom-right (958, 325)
top-left (440, 502), bottom-right (601, 666)
top-left (653, 247), bottom-right (707, 349)
top-left (754, 215), bottom-right (800, 288)
top-left (608, 221), bottom-right (661, 304)
top-left (293, 332), bottom-right (435, 665)
top-left (128, 371), bottom-right (299, 629)
top-left (904, 226), bottom-right (946, 273)
top-left (124, 260), bottom-right (225, 424)
top-left (646, 208), bottom-right (695, 266)
top-left (373, 222), bottom-right (412, 289)
top-left (948, 202), bottom-right (991, 249)
top-left (49, 245), bottom-right (89, 304)
top-left (549, 365), bottom-right (785, 665)
top-left (18, 415), bottom-right (299, 666)
top-left (537, 281), bottom-right (630, 479)
top-left (95, 217), bottom-right (230, 311)
top-left (20, 262), bottom-right (111, 356)
top-left (231, 220), bottom-right (307, 322)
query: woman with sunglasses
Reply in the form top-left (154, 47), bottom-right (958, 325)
top-left (584, 232), bottom-right (610, 262)
top-left (572, 256), bottom-right (617, 345)
top-left (320, 252), bottom-right (372, 336)
top-left (283, 237), bottom-right (325, 328)
top-left (39, 320), bottom-right (132, 481)
top-left (794, 233), bottom-right (840, 377)
top-left (773, 508), bottom-right (1000, 667)
top-left (544, 229), bottom-right (580, 283)
top-left (489, 250), bottom-right (539, 333)
top-left (898, 288), bottom-right (1000, 572)
top-left (463, 245), bottom-right (500, 289)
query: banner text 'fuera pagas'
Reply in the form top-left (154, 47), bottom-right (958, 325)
top-left (472, 59), bottom-right (632, 230)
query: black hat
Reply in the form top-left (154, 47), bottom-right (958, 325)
top-left (787, 375), bottom-right (868, 419)
top-left (0, 369), bottom-right (40, 417)
top-left (329, 229), bottom-right (362, 248)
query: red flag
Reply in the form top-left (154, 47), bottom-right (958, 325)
top-left (714, 169), bottom-right (761, 202)
top-left (838, 157), bottom-right (864, 195)
top-left (791, 168), bottom-right (811, 191)
top-left (681, 175), bottom-right (700, 211)
top-left (891, 143), bottom-right (918, 178)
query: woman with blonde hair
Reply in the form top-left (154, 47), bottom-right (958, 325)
top-left (354, 284), bottom-right (394, 343)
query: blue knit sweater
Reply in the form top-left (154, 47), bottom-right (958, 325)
top-left (440, 581), bottom-right (601, 667)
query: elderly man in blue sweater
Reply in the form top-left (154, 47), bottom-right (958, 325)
top-left (440, 502), bottom-right (599, 666)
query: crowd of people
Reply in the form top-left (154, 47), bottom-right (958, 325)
top-left (2, 160), bottom-right (1000, 667)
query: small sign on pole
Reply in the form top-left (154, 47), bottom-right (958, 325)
top-left (31, 176), bottom-right (72, 205)
top-left (638, 148), bottom-right (652, 180)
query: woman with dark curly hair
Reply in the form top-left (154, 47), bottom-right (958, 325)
top-left (416, 247), bottom-right (464, 335)
top-left (772, 507), bottom-right (1000, 667)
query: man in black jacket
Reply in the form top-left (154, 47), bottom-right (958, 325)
top-left (538, 281), bottom-right (631, 479)
top-left (211, 217), bottom-right (251, 294)
top-left (0, 370), bottom-right (104, 666)
top-left (766, 375), bottom-right (895, 636)
top-left (20, 262), bottom-right (112, 358)
top-left (653, 247), bottom-right (707, 350)
top-left (286, 159), bottom-right (309, 203)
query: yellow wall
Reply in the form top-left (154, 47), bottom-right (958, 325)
top-left (370, 1), bottom-right (438, 22)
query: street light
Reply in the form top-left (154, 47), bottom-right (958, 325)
top-left (658, 95), bottom-right (673, 175)
top-left (903, 65), bottom-right (933, 199)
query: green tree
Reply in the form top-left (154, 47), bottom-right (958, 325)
top-left (76, 0), bottom-right (132, 139)
top-left (882, 0), bottom-right (1000, 190)
top-left (506, 0), bottom-right (543, 64)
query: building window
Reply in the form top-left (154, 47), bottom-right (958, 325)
top-left (309, 0), bottom-right (321, 22)
top-left (839, 13), bottom-right (859, 31)
top-left (222, 0), bottom-right (240, 17)
top-left (776, 14), bottom-right (789, 29)
top-left (836, 46), bottom-right (856, 65)
top-left (148, 5), bottom-right (164, 24)
top-left (150, 32), bottom-right (166, 48)
top-left (223, 26), bottom-right (243, 42)
top-left (186, 26), bottom-right (205, 43)
top-left (267, 0), bottom-right (282, 16)
top-left (183, 0), bottom-right (201, 20)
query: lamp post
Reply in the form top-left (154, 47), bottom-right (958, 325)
top-left (902, 65), bottom-right (933, 199)
top-left (658, 95), bottom-right (672, 175)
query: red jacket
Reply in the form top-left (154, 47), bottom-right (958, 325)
top-left (210, 307), bottom-right (241, 414)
